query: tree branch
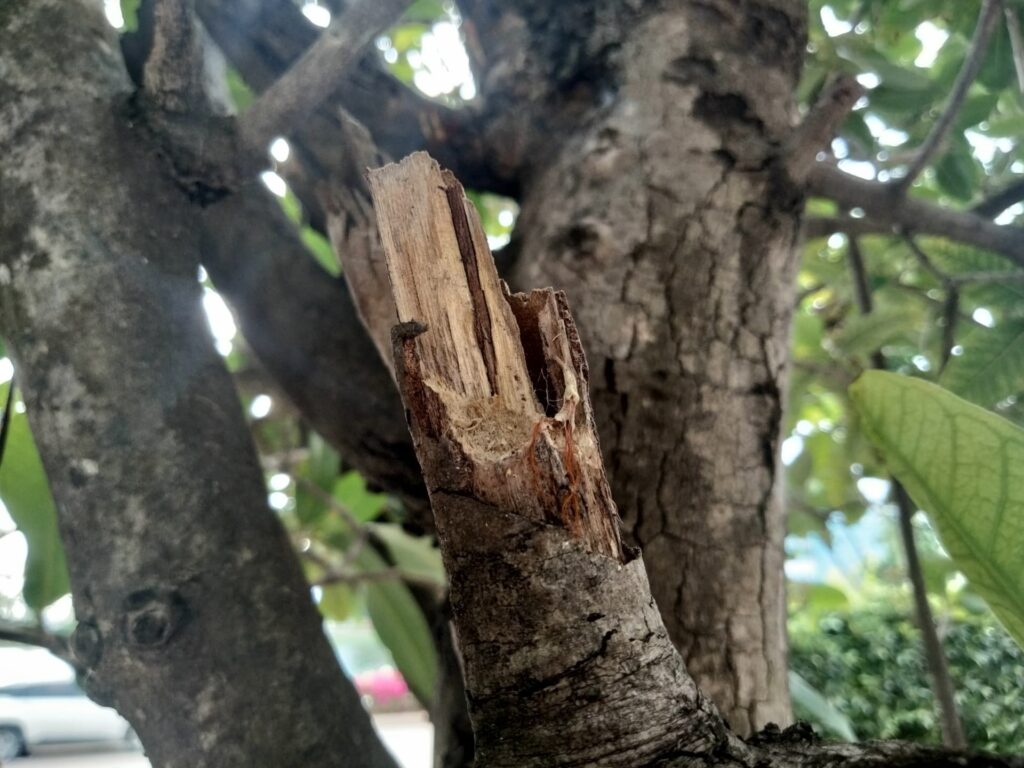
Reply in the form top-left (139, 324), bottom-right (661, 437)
top-left (805, 164), bottom-right (1024, 268)
top-left (0, 622), bottom-right (75, 667)
top-left (896, 0), bottom-right (1002, 191)
top-left (785, 75), bottom-right (865, 183)
top-left (143, 0), bottom-right (207, 113)
top-left (972, 176), bottom-right (1024, 218)
top-left (196, 185), bottom-right (428, 520)
top-left (240, 0), bottom-right (409, 153)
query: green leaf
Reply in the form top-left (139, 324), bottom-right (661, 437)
top-left (365, 559), bottom-right (438, 706)
top-left (334, 471), bottom-right (389, 523)
top-left (369, 523), bottom-right (446, 588)
top-left (0, 402), bottom-right (69, 611)
top-left (318, 583), bottom-right (355, 621)
top-left (943, 320), bottom-right (1024, 406)
top-left (850, 371), bottom-right (1024, 646)
top-left (934, 146), bottom-right (977, 201)
top-left (120, 0), bottom-right (141, 31)
top-left (789, 670), bottom-right (857, 741)
top-left (835, 306), bottom-right (920, 358)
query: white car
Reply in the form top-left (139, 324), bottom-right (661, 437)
top-left (0, 648), bottom-right (134, 760)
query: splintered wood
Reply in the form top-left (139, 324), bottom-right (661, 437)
top-left (367, 152), bottom-right (623, 560)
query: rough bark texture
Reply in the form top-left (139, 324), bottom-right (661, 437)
top-left (468, 0), bottom-right (807, 733)
top-left (198, 0), bottom-right (806, 735)
top-left (0, 3), bottom-right (395, 767)
top-left (368, 153), bottom-right (1024, 768)
top-left (370, 154), bottom-right (727, 767)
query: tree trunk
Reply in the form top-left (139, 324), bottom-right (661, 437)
top-left (0, 3), bottom-right (394, 766)
top-left (455, 0), bottom-right (807, 733)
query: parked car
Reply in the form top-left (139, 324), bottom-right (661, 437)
top-left (0, 649), bottom-right (134, 760)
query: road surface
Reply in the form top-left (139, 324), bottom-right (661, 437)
top-left (10, 713), bottom-right (432, 768)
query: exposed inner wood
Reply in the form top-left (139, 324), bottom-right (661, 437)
top-left (367, 152), bottom-right (623, 560)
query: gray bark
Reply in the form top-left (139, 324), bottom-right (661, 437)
top-left (0, 3), bottom-right (395, 766)
top-left (195, 0), bottom-right (804, 733)
top-left (484, 0), bottom-right (805, 733)
top-left (368, 153), bottom-right (1024, 768)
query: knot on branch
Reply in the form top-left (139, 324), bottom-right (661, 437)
top-left (70, 621), bottom-right (103, 669)
top-left (122, 587), bottom-right (188, 649)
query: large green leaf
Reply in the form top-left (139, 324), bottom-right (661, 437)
top-left (0, 403), bottom-right (69, 611)
top-left (364, 548), bottom-right (438, 706)
top-left (369, 523), bottom-right (446, 588)
top-left (850, 371), bottom-right (1024, 646)
top-left (942, 320), bottom-right (1024, 406)
top-left (789, 670), bottom-right (857, 741)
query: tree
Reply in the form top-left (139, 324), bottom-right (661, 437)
top-left (1, 0), bottom-right (1023, 766)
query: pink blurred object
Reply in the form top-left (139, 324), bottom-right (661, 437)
top-left (354, 667), bottom-right (410, 707)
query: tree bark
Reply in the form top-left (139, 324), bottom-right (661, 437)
top-left (368, 152), bottom-right (1024, 768)
top-left (468, 0), bottom-right (807, 733)
top-left (0, 3), bottom-right (394, 766)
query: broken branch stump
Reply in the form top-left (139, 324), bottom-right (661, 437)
top-left (367, 152), bottom-right (727, 767)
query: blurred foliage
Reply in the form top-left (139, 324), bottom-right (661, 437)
top-left (791, 610), bottom-right (1024, 753)
top-left (851, 372), bottom-right (1024, 646)
top-left (0, 386), bottom-right (68, 612)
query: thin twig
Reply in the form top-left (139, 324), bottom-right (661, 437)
top-left (1006, 4), bottom-right (1024, 96)
top-left (0, 622), bottom-right (76, 667)
top-left (904, 236), bottom-right (950, 285)
top-left (846, 236), bottom-right (887, 370)
top-left (806, 164), bottom-right (1024, 268)
top-left (785, 75), bottom-right (865, 183)
top-left (948, 269), bottom-right (1024, 285)
top-left (893, 485), bottom-right (968, 749)
top-left (295, 476), bottom-right (365, 531)
top-left (240, 0), bottom-right (410, 154)
top-left (144, 0), bottom-right (208, 113)
top-left (939, 287), bottom-right (959, 375)
top-left (0, 376), bottom-right (15, 471)
top-left (896, 0), bottom-right (1002, 192)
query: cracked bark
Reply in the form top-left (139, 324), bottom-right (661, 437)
top-left (0, 3), bottom-right (395, 766)
top-left (483, 0), bottom-right (807, 733)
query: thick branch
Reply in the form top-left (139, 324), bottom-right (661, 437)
top-left (144, 0), bottom-right (207, 113)
top-left (197, 184), bottom-right (427, 517)
top-left (897, 0), bottom-right (1002, 191)
top-left (973, 176), bottom-right (1024, 218)
top-left (240, 0), bottom-right (409, 153)
top-left (806, 165), bottom-right (1024, 268)
top-left (195, 0), bottom-right (518, 196)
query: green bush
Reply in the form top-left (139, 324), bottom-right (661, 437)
top-left (789, 610), bottom-right (1024, 752)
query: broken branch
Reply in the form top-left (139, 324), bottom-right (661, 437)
top-left (143, 0), bottom-right (207, 113)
